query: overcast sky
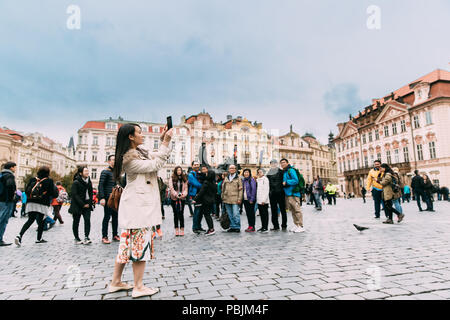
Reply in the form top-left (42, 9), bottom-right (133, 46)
top-left (0, 0), bottom-right (449, 146)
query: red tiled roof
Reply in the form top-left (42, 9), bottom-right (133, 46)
top-left (82, 121), bottom-right (106, 130)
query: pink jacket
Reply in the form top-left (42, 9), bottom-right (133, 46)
top-left (168, 178), bottom-right (188, 201)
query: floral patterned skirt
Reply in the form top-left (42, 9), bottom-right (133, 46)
top-left (116, 227), bottom-right (154, 264)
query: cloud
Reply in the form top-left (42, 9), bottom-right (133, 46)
top-left (323, 83), bottom-right (369, 118)
top-left (0, 0), bottom-right (449, 146)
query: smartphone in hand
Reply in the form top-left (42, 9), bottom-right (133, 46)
top-left (167, 116), bottom-right (173, 130)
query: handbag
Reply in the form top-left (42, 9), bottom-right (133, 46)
top-left (107, 185), bottom-right (123, 211)
top-left (219, 209), bottom-right (230, 230)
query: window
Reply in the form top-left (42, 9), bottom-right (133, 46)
top-left (368, 132), bottom-right (373, 143)
top-left (78, 135), bottom-right (82, 145)
top-left (425, 111), bottom-right (432, 125)
top-left (429, 141), bottom-right (436, 159)
top-left (154, 139), bottom-right (159, 150)
top-left (93, 136), bottom-right (98, 146)
top-left (92, 152), bottom-right (97, 162)
top-left (414, 115), bottom-right (420, 128)
top-left (386, 150), bottom-right (391, 164)
top-left (105, 152), bottom-right (110, 162)
top-left (181, 156), bottom-right (186, 164)
top-left (394, 149), bottom-right (399, 163)
top-left (83, 151), bottom-right (87, 161)
top-left (384, 126), bottom-right (389, 137)
top-left (91, 169), bottom-right (97, 180)
top-left (392, 123), bottom-right (397, 135)
top-left (377, 153), bottom-right (382, 162)
top-left (417, 144), bottom-right (423, 161)
top-left (356, 158), bottom-right (360, 169)
top-left (400, 120), bottom-right (406, 132)
top-left (181, 142), bottom-right (186, 151)
top-left (403, 147), bottom-right (409, 162)
top-left (362, 134), bottom-right (366, 144)
top-left (375, 130), bottom-right (379, 140)
top-left (364, 156), bottom-right (369, 168)
top-left (153, 126), bottom-right (160, 133)
top-left (171, 141), bottom-right (175, 150)
top-left (355, 138), bottom-right (358, 147)
top-left (338, 144), bottom-right (341, 152)
top-left (350, 139), bottom-right (353, 148)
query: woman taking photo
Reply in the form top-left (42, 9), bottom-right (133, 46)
top-left (15, 166), bottom-right (58, 246)
top-left (69, 166), bottom-right (94, 244)
top-left (108, 123), bottom-right (173, 298)
top-left (169, 166), bottom-right (188, 236)
top-left (378, 164), bottom-right (405, 224)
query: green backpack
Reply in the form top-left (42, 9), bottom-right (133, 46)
top-left (287, 167), bottom-right (305, 194)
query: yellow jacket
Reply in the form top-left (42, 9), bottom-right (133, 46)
top-left (366, 169), bottom-right (383, 190)
top-left (325, 184), bottom-right (337, 194)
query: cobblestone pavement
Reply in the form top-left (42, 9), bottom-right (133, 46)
top-left (1, 198), bottom-right (450, 300)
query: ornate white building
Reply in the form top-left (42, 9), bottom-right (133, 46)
top-left (334, 69), bottom-right (450, 196)
top-left (75, 117), bottom-right (192, 186)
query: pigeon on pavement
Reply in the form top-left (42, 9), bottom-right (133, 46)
top-left (353, 224), bottom-right (369, 232)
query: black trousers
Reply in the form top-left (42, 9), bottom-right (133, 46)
top-left (72, 208), bottom-right (91, 240)
top-left (199, 203), bottom-right (214, 230)
top-left (171, 200), bottom-right (185, 228)
top-left (102, 205), bottom-right (118, 238)
top-left (384, 199), bottom-right (402, 220)
top-left (243, 200), bottom-right (256, 228)
top-left (329, 194), bottom-right (336, 205)
top-left (269, 192), bottom-right (287, 229)
top-left (19, 211), bottom-right (45, 240)
top-left (258, 203), bottom-right (269, 230)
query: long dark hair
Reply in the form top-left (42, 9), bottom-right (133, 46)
top-left (380, 163), bottom-right (394, 176)
top-left (242, 168), bottom-right (252, 178)
top-left (113, 123), bottom-right (141, 181)
top-left (172, 166), bottom-right (187, 183)
top-left (73, 166), bottom-right (87, 181)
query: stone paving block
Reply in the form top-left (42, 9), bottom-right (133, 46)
top-left (335, 294), bottom-right (365, 300)
top-left (411, 293), bottom-right (445, 300)
top-left (176, 288), bottom-right (199, 296)
top-left (380, 288), bottom-right (414, 296)
top-left (263, 289), bottom-right (295, 298)
top-left (219, 287), bottom-right (251, 297)
top-left (288, 293), bottom-right (321, 300)
top-left (315, 290), bottom-right (341, 298)
top-left (358, 291), bottom-right (390, 300)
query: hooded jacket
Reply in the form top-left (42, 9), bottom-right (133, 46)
top-left (0, 169), bottom-right (16, 203)
top-left (283, 165), bottom-right (300, 197)
top-left (266, 167), bottom-right (284, 195)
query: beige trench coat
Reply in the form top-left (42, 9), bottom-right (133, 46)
top-left (118, 144), bottom-right (171, 229)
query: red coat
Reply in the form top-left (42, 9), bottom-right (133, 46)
top-left (51, 185), bottom-right (66, 206)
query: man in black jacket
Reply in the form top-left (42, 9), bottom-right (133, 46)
top-left (266, 159), bottom-right (287, 231)
top-left (411, 170), bottom-right (432, 211)
top-left (98, 155), bottom-right (118, 244)
top-left (0, 162), bottom-right (17, 246)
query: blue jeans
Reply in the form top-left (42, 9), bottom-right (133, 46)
top-left (372, 189), bottom-right (385, 218)
top-left (224, 203), bottom-right (240, 230)
top-left (0, 202), bottom-right (14, 242)
top-left (393, 199), bottom-right (403, 214)
top-left (192, 204), bottom-right (203, 231)
top-left (313, 193), bottom-right (322, 209)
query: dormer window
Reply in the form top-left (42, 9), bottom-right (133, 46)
top-left (413, 82), bottom-right (430, 105)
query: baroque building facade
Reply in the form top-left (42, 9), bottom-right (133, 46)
top-left (0, 128), bottom-right (76, 188)
top-left (334, 69), bottom-right (450, 196)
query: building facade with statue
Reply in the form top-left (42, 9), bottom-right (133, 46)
top-left (334, 69), bottom-right (450, 196)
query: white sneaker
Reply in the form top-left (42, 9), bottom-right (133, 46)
top-left (293, 226), bottom-right (305, 233)
top-left (289, 226), bottom-right (296, 232)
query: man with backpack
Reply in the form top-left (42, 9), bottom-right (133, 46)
top-left (98, 155), bottom-right (119, 244)
top-left (280, 158), bottom-right (305, 233)
top-left (0, 162), bottom-right (17, 246)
